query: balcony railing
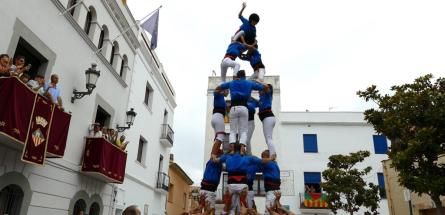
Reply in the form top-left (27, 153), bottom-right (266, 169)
top-left (156, 172), bottom-right (169, 191)
top-left (299, 192), bottom-right (329, 209)
top-left (0, 77), bottom-right (71, 165)
top-left (81, 137), bottom-right (127, 183)
top-left (160, 124), bottom-right (174, 147)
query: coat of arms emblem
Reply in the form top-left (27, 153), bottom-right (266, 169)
top-left (32, 128), bottom-right (45, 147)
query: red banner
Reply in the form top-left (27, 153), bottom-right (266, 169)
top-left (22, 95), bottom-right (54, 165)
top-left (47, 107), bottom-right (71, 157)
top-left (0, 77), bottom-right (36, 143)
top-left (81, 138), bottom-right (127, 183)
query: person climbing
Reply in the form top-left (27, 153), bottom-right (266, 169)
top-left (246, 97), bottom-right (259, 155)
top-left (261, 150), bottom-right (281, 215)
top-left (259, 84), bottom-right (277, 158)
top-left (211, 89), bottom-right (229, 157)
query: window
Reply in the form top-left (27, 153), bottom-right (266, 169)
top-left (95, 106), bottom-right (111, 128)
top-left (120, 55), bottom-right (128, 77)
top-left (137, 137), bottom-right (147, 164)
top-left (13, 37), bottom-right (49, 79)
top-left (0, 185), bottom-right (24, 215)
top-left (84, 10), bottom-right (92, 35)
top-left (183, 192), bottom-right (187, 209)
top-left (377, 173), bottom-right (386, 198)
top-left (373, 135), bottom-right (388, 154)
top-left (67, 0), bottom-right (77, 16)
top-left (144, 82), bottom-right (153, 107)
top-left (168, 183), bottom-right (174, 202)
top-left (304, 172), bottom-right (322, 193)
top-left (98, 25), bottom-right (108, 49)
top-left (303, 134), bottom-right (318, 153)
top-left (89, 202), bottom-right (100, 215)
top-left (109, 41), bottom-right (119, 66)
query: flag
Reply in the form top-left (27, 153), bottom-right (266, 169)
top-left (141, 9), bottom-right (160, 49)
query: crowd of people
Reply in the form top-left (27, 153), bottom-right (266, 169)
top-left (191, 2), bottom-right (292, 215)
top-left (0, 53), bottom-right (64, 110)
top-left (89, 123), bottom-right (129, 151)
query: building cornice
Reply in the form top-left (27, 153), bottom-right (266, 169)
top-left (169, 162), bottom-right (194, 185)
top-left (102, 0), bottom-right (139, 53)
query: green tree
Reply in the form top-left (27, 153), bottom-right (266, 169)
top-left (357, 74), bottom-right (445, 215)
top-left (322, 151), bottom-right (380, 215)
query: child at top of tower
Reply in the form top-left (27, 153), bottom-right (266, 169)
top-left (232, 2), bottom-right (259, 48)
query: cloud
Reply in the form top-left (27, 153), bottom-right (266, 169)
top-left (128, 0), bottom-right (445, 181)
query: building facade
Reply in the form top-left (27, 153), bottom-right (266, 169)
top-left (203, 76), bottom-right (389, 214)
top-left (0, 0), bottom-right (175, 215)
top-left (383, 159), bottom-right (445, 215)
top-left (167, 155), bottom-right (194, 215)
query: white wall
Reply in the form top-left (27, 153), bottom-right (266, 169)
top-left (0, 0), bottom-right (176, 214)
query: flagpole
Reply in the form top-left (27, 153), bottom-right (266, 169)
top-left (59, 0), bottom-right (86, 15)
top-left (94, 5), bottom-right (162, 54)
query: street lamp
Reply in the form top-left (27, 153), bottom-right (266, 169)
top-left (71, 63), bottom-right (101, 103)
top-left (116, 108), bottom-right (137, 132)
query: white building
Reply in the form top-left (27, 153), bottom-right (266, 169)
top-left (0, 0), bottom-right (175, 215)
top-left (203, 76), bottom-right (389, 215)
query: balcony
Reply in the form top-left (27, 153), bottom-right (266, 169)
top-left (299, 192), bottom-right (331, 214)
top-left (81, 137), bottom-right (127, 183)
top-left (160, 124), bottom-right (174, 147)
top-left (0, 77), bottom-right (71, 164)
top-left (156, 172), bottom-right (169, 193)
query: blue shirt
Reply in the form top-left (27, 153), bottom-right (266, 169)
top-left (259, 86), bottom-right (273, 111)
top-left (226, 42), bottom-right (246, 57)
top-left (262, 160), bottom-right (280, 181)
top-left (219, 153), bottom-right (262, 174)
top-left (44, 83), bottom-right (61, 104)
top-left (219, 79), bottom-right (264, 102)
top-left (247, 98), bottom-right (259, 114)
top-left (213, 91), bottom-right (226, 109)
top-left (239, 16), bottom-right (256, 44)
top-left (249, 49), bottom-right (262, 67)
top-left (202, 160), bottom-right (222, 184)
top-left (246, 156), bottom-right (262, 183)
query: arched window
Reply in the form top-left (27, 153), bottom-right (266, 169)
top-left (89, 202), bottom-right (100, 215)
top-left (98, 25), bottom-right (108, 49)
top-left (84, 7), bottom-right (96, 35)
top-left (109, 41), bottom-right (119, 65)
top-left (120, 54), bottom-right (128, 77)
top-left (0, 185), bottom-right (24, 215)
top-left (67, 0), bottom-right (78, 16)
top-left (73, 199), bottom-right (86, 215)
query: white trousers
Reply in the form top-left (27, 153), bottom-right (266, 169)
top-left (228, 184), bottom-right (247, 215)
top-left (264, 190), bottom-right (279, 215)
top-left (229, 106), bottom-right (248, 145)
top-left (249, 68), bottom-right (266, 82)
top-left (221, 57), bottom-right (240, 82)
top-left (211, 113), bottom-right (225, 142)
top-left (246, 120), bottom-right (255, 155)
top-left (247, 190), bottom-right (255, 209)
top-left (199, 190), bottom-right (216, 209)
top-left (262, 116), bottom-right (276, 156)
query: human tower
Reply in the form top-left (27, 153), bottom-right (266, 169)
top-left (192, 3), bottom-right (285, 215)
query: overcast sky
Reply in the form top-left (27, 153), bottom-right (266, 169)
top-left (128, 0), bottom-right (445, 184)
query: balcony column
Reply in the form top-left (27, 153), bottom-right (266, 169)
top-left (89, 21), bottom-right (101, 45)
top-left (100, 39), bottom-right (113, 61)
top-left (112, 54), bottom-right (123, 74)
top-left (72, 2), bottom-right (89, 28)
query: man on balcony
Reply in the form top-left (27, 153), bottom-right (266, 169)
top-left (43, 74), bottom-right (63, 110)
top-left (88, 123), bottom-right (103, 138)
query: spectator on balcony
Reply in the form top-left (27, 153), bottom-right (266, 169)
top-left (43, 74), bottom-right (63, 109)
top-left (0, 54), bottom-right (12, 77)
top-left (115, 134), bottom-right (129, 151)
top-left (19, 73), bottom-right (30, 84)
top-left (102, 127), bottom-right (109, 140)
top-left (76, 210), bottom-right (84, 215)
top-left (89, 123), bottom-right (103, 138)
top-left (108, 128), bottom-right (118, 143)
top-left (10, 55), bottom-right (31, 77)
top-left (27, 75), bottom-right (46, 95)
top-left (122, 205), bottom-right (141, 215)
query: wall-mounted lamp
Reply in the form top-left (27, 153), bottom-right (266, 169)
top-left (71, 63), bottom-right (100, 103)
top-left (116, 108), bottom-right (137, 132)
